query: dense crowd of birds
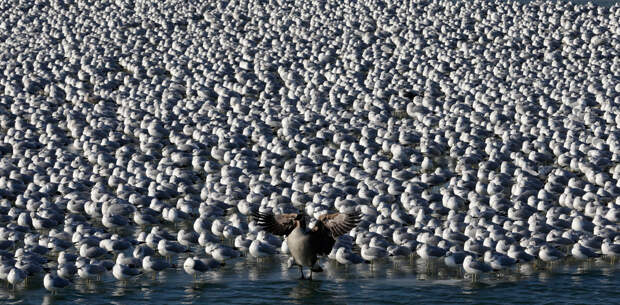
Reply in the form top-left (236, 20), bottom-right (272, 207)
top-left (0, 0), bottom-right (619, 293)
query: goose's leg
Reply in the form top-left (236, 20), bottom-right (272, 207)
top-left (298, 266), bottom-right (304, 280)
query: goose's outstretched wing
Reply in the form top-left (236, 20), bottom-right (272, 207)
top-left (251, 211), bottom-right (297, 236)
top-left (310, 212), bottom-right (361, 255)
top-left (318, 212), bottom-right (362, 238)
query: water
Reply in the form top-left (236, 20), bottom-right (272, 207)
top-left (1, 256), bottom-right (617, 304)
top-left (519, 0), bottom-right (619, 6)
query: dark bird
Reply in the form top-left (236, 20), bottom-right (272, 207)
top-left (252, 210), bottom-right (361, 280)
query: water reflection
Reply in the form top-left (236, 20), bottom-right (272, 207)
top-left (0, 257), bottom-right (617, 304)
top-left (112, 282), bottom-right (128, 296)
top-left (0, 289), bottom-right (19, 302)
top-left (184, 281), bottom-right (208, 302)
top-left (600, 265), bottom-right (614, 277)
top-left (518, 263), bottom-right (536, 276)
top-left (462, 280), bottom-right (491, 292)
top-left (538, 270), bottom-right (553, 282)
top-left (75, 278), bottom-right (105, 294)
top-left (42, 294), bottom-right (54, 305)
top-left (247, 263), bottom-right (261, 281)
top-left (288, 280), bottom-right (323, 302)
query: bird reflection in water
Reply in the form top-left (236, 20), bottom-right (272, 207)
top-left (288, 280), bottom-right (323, 302)
top-left (75, 278), bottom-right (102, 294)
top-left (600, 265), bottom-right (615, 277)
top-left (184, 281), bottom-right (209, 299)
top-left (247, 263), bottom-right (261, 281)
top-left (538, 270), bottom-right (553, 282)
top-left (322, 260), bottom-right (339, 279)
top-left (112, 282), bottom-right (128, 296)
top-left (518, 263), bottom-right (536, 276)
top-left (42, 294), bottom-right (54, 305)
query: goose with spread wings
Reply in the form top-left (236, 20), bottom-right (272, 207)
top-left (252, 210), bottom-right (361, 280)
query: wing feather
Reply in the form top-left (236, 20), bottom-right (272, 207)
top-left (251, 211), bottom-right (297, 236)
top-left (319, 212), bottom-right (362, 238)
top-left (310, 212), bottom-right (361, 256)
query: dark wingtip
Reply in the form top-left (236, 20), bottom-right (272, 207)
top-left (250, 209), bottom-right (262, 219)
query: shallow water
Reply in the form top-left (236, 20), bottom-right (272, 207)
top-left (1, 256), bottom-right (617, 304)
top-left (520, 0), bottom-right (619, 6)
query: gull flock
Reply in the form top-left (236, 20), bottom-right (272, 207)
top-left (0, 0), bottom-right (619, 294)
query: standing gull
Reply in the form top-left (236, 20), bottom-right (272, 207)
top-left (207, 243), bottom-right (241, 262)
top-left (112, 263), bottom-right (141, 282)
top-left (252, 210), bottom-right (361, 280)
top-left (157, 239), bottom-right (189, 261)
top-left (248, 239), bottom-right (277, 261)
top-left (143, 255), bottom-right (173, 278)
top-left (539, 245), bottom-right (566, 267)
top-left (571, 243), bottom-right (600, 260)
top-left (463, 255), bottom-right (492, 282)
top-left (44, 272), bottom-right (70, 294)
top-left (234, 235), bottom-right (253, 254)
top-left (601, 239), bottom-right (620, 263)
top-left (183, 256), bottom-right (222, 280)
top-left (360, 244), bottom-right (388, 271)
top-left (183, 256), bottom-right (208, 280)
top-left (444, 251), bottom-right (467, 274)
top-left (507, 245), bottom-right (535, 263)
top-left (7, 267), bottom-right (27, 289)
top-left (336, 247), bottom-right (367, 268)
top-left (76, 259), bottom-right (106, 282)
top-left (57, 263), bottom-right (78, 280)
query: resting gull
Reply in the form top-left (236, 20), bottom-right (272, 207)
top-left (463, 255), bottom-right (492, 282)
top-left (601, 239), bottom-right (620, 263)
top-left (157, 239), bottom-right (189, 261)
top-left (183, 256), bottom-right (223, 280)
top-left (57, 263), bottom-right (77, 279)
top-left (7, 267), bottom-right (27, 289)
top-left (143, 255), bottom-right (173, 278)
top-left (112, 263), bottom-right (141, 282)
top-left (361, 244), bottom-right (388, 270)
top-left (336, 247), bottom-right (367, 267)
top-left (249, 239), bottom-right (277, 261)
top-left (571, 243), bottom-right (600, 260)
top-left (44, 272), bottom-right (70, 294)
top-left (539, 245), bottom-right (566, 266)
